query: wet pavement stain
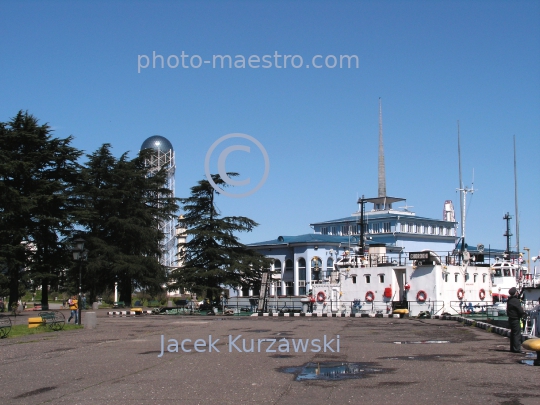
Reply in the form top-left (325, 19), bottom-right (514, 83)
top-left (14, 386), bottom-right (57, 399)
top-left (280, 362), bottom-right (386, 381)
top-left (392, 340), bottom-right (450, 344)
top-left (519, 351), bottom-right (539, 366)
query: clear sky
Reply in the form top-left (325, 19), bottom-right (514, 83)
top-left (1, 0), bottom-right (539, 254)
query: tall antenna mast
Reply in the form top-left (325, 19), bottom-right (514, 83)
top-left (378, 97), bottom-right (386, 198)
top-left (456, 121), bottom-right (474, 254)
top-left (513, 135), bottom-right (520, 253)
top-left (457, 121), bottom-right (464, 248)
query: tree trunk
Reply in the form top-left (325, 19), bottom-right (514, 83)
top-left (41, 278), bottom-right (49, 310)
top-left (119, 277), bottom-right (132, 306)
top-left (8, 263), bottom-right (20, 310)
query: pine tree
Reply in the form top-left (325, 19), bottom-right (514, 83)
top-left (0, 111), bottom-right (81, 309)
top-left (75, 146), bottom-right (179, 305)
top-left (170, 174), bottom-right (270, 302)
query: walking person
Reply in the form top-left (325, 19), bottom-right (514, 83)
top-left (506, 287), bottom-right (525, 353)
top-left (67, 295), bottom-right (78, 324)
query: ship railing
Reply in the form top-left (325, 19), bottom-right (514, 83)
top-left (449, 300), bottom-right (493, 317)
top-left (407, 300), bottom-right (445, 316)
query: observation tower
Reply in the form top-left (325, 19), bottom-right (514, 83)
top-left (140, 135), bottom-right (177, 269)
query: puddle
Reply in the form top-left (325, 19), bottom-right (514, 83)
top-left (520, 352), bottom-right (539, 366)
top-left (280, 362), bottom-right (384, 381)
top-left (393, 340), bottom-right (450, 344)
top-left (381, 355), bottom-right (444, 361)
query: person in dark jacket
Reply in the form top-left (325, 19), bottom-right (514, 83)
top-left (506, 287), bottom-right (525, 353)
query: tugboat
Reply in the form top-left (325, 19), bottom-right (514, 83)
top-left (309, 195), bottom-right (495, 317)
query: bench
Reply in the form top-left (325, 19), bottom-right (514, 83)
top-left (0, 317), bottom-right (12, 338)
top-left (38, 311), bottom-right (65, 331)
top-left (113, 301), bottom-right (125, 308)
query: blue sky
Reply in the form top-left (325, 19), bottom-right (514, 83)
top-left (1, 0), bottom-right (539, 254)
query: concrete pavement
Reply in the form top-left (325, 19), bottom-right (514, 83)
top-left (0, 310), bottom-right (538, 405)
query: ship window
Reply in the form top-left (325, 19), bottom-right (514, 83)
top-left (495, 269), bottom-right (502, 277)
top-left (455, 274), bottom-right (459, 282)
top-left (465, 273), bottom-right (469, 281)
top-left (383, 222), bottom-right (391, 232)
top-left (331, 226), bottom-right (337, 235)
top-left (503, 269), bottom-right (511, 277)
top-left (352, 276), bottom-right (357, 284)
top-left (444, 273), bottom-right (449, 282)
top-left (379, 274), bottom-right (384, 283)
top-left (473, 273), bottom-right (477, 282)
top-left (483, 274), bottom-right (487, 283)
top-left (321, 227), bottom-right (328, 235)
top-left (365, 275), bottom-right (371, 283)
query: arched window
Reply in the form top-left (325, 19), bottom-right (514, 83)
top-left (298, 258), bottom-right (306, 295)
top-left (273, 259), bottom-right (282, 273)
top-left (327, 257), bottom-right (334, 278)
top-left (284, 259), bottom-right (293, 295)
top-left (311, 256), bottom-right (323, 282)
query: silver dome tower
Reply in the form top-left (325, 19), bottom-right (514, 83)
top-left (141, 135), bottom-right (177, 269)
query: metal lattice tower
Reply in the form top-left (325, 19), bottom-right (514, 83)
top-left (141, 135), bottom-right (177, 269)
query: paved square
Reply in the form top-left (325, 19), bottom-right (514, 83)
top-left (1, 311), bottom-right (538, 405)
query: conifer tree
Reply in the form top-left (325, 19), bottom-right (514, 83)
top-left (75, 146), bottom-right (179, 305)
top-left (0, 111), bottom-right (81, 309)
top-left (170, 174), bottom-right (270, 302)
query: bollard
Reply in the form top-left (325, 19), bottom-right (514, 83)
top-left (92, 302), bottom-right (99, 310)
top-left (85, 312), bottom-right (97, 329)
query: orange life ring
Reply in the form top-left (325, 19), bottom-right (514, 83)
top-left (316, 291), bottom-right (326, 303)
top-left (417, 290), bottom-right (427, 302)
top-left (479, 289), bottom-right (486, 300)
top-left (365, 291), bottom-right (375, 302)
top-left (457, 288), bottom-right (465, 300)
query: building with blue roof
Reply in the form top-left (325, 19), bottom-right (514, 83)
top-left (238, 101), bottom-right (503, 299)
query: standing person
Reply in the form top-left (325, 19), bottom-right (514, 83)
top-left (507, 287), bottom-right (525, 353)
top-left (67, 295), bottom-right (78, 324)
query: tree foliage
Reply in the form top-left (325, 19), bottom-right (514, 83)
top-left (74, 145), bottom-right (179, 305)
top-left (170, 174), bottom-right (270, 301)
top-left (0, 111), bottom-right (81, 308)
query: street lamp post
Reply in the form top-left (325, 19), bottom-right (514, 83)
top-left (72, 238), bottom-right (87, 326)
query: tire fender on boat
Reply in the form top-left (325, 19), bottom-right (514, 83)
top-left (457, 288), bottom-right (465, 300)
top-left (316, 291), bottom-right (326, 303)
top-left (365, 291), bottom-right (375, 302)
top-left (416, 290), bottom-right (427, 302)
top-left (479, 289), bottom-right (486, 300)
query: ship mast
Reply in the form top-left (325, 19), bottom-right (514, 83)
top-left (513, 135), bottom-right (520, 253)
top-left (457, 121), bottom-right (474, 256)
top-left (378, 98), bottom-right (386, 199)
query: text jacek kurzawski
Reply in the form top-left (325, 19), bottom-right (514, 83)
top-left (158, 334), bottom-right (340, 357)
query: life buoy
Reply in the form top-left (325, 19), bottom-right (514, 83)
top-left (457, 288), bottom-right (465, 300)
top-left (479, 289), bottom-right (486, 300)
top-left (417, 290), bottom-right (427, 302)
top-left (316, 291), bottom-right (326, 303)
top-left (365, 291), bottom-right (375, 302)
